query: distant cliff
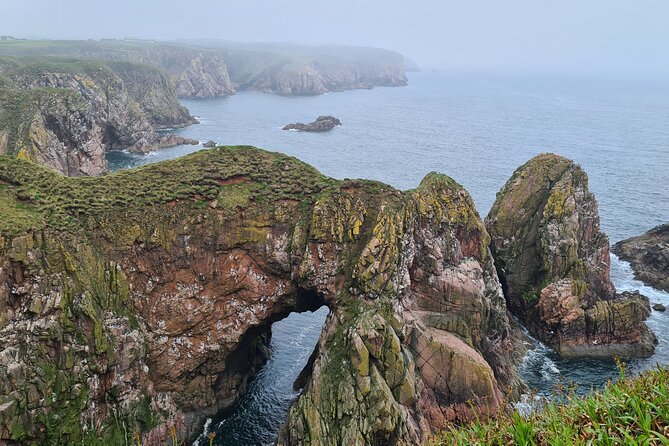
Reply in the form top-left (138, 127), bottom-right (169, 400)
top-left (0, 56), bottom-right (197, 175)
top-left (217, 42), bottom-right (408, 95)
top-left (0, 40), bottom-right (408, 98)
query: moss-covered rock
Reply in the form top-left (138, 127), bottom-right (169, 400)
top-left (486, 153), bottom-right (655, 357)
top-left (0, 146), bottom-right (520, 445)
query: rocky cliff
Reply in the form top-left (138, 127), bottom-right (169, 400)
top-left (613, 224), bottom-right (669, 292)
top-left (0, 40), bottom-right (408, 97)
top-left (486, 154), bottom-right (656, 358)
top-left (0, 57), bottom-right (197, 176)
top-left (221, 42), bottom-right (408, 95)
top-left (0, 146), bottom-right (518, 445)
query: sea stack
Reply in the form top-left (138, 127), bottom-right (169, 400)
top-left (485, 153), bottom-right (656, 358)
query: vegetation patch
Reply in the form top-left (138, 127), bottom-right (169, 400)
top-left (433, 366), bottom-right (669, 446)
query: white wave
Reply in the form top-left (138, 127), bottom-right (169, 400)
top-left (191, 417), bottom-right (212, 446)
top-left (610, 253), bottom-right (669, 304)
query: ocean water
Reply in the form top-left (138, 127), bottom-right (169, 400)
top-left (108, 71), bottom-right (669, 445)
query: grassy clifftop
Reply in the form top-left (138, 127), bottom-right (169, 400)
top-left (434, 365), bottom-right (669, 445)
top-left (0, 146), bottom-right (338, 236)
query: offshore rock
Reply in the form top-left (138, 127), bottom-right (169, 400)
top-left (486, 154), bottom-right (655, 358)
top-left (283, 116), bottom-right (342, 132)
top-left (202, 140), bottom-right (217, 148)
top-left (0, 147), bottom-right (518, 445)
top-left (613, 224), bottom-right (669, 292)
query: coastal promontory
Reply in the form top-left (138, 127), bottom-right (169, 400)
top-left (0, 56), bottom-right (197, 176)
top-left (0, 146), bottom-right (517, 445)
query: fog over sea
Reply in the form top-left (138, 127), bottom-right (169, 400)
top-left (108, 71), bottom-right (669, 445)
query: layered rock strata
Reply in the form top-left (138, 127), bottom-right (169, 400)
top-left (0, 147), bottom-right (517, 445)
top-left (486, 154), bottom-right (656, 357)
top-left (613, 224), bottom-right (669, 292)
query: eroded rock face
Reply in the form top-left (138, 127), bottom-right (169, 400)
top-left (278, 172), bottom-right (518, 445)
top-left (0, 58), bottom-right (197, 176)
top-left (486, 153), bottom-right (656, 357)
top-left (174, 54), bottom-right (236, 98)
top-left (0, 147), bottom-right (518, 445)
top-left (613, 224), bottom-right (669, 292)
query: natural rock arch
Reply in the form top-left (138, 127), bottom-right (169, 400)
top-left (0, 146), bottom-right (518, 445)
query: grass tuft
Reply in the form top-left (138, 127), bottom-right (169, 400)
top-left (433, 365), bottom-right (669, 446)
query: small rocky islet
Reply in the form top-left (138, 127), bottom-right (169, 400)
top-left (283, 115), bottom-right (342, 132)
top-left (0, 145), bottom-right (658, 445)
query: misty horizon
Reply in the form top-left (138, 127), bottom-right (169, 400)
top-left (2, 0), bottom-right (669, 78)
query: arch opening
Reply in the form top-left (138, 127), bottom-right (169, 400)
top-left (194, 288), bottom-right (330, 446)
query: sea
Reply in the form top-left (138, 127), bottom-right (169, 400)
top-left (107, 71), bottom-right (669, 445)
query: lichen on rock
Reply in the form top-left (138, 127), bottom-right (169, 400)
top-left (0, 146), bottom-right (519, 445)
top-left (486, 153), bottom-right (656, 358)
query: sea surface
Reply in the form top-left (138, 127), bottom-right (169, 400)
top-left (108, 71), bottom-right (669, 445)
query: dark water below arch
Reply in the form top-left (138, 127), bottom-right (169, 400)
top-left (108, 71), bottom-right (669, 445)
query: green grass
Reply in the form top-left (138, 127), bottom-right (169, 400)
top-left (433, 366), bottom-right (669, 446)
top-left (0, 146), bottom-right (338, 237)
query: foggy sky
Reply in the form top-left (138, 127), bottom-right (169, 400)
top-left (2, 0), bottom-right (669, 76)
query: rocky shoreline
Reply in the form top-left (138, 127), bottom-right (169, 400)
top-left (613, 223), bottom-right (669, 292)
top-left (0, 40), bottom-right (409, 177)
top-left (0, 148), bottom-right (656, 445)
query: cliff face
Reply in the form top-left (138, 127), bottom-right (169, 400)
top-left (486, 154), bottom-right (656, 357)
top-left (0, 147), bottom-right (518, 445)
top-left (173, 54), bottom-right (235, 98)
top-left (222, 43), bottom-right (408, 96)
top-left (0, 57), bottom-right (197, 176)
top-left (0, 40), bottom-right (408, 98)
top-left (240, 59), bottom-right (407, 96)
top-left (613, 224), bottom-right (669, 292)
